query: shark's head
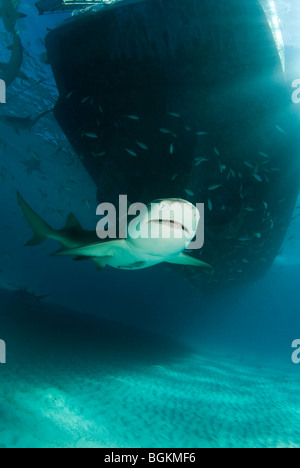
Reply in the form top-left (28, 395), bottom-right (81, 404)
top-left (128, 199), bottom-right (200, 258)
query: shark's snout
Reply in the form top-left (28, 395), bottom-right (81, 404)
top-left (147, 199), bottom-right (200, 240)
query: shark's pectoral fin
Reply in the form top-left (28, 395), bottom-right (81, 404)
top-left (73, 256), bottom-right (108, 272)
top-left (93, 258), bottom-right (111, 272)
top-left (73, 256), bottom-right (92, 261)
top-left (53, 240), bottom-right (126, 258)
top-left (166, 253), bottom-right (213, 269)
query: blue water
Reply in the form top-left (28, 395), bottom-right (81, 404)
top-left (0, 0), bottom-right (300, 448)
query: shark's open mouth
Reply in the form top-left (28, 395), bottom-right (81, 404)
top-left (149, 219), bottom-right (190, 235)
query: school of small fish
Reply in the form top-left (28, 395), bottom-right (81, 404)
top-left (76, 99), bottom-right (285, 259)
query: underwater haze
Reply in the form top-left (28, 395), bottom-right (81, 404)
top-left (1, 0), bottom-right (300, 449)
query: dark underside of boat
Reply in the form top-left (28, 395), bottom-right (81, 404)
top-left (46, 0), bottom-right (300, 290)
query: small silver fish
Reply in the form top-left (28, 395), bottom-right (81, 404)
top-left (136, 141), bottom-right (148, 150)
top-left (168, 112), bottom-right (181, 118)
top-left (82, 133), bottom-right (98, 139)
top-left (208, 199), bottom-right (213, 211)
top-left (81, 96), bottom-right (90, 104)
top-left (170, 144), bottom-right (174, 155)
top-left (127, 115), bottom-right (140, 121)
top-left (125, 148), bottom-right (138, 157)
top-left (160, 128), bottom-right (171, 134)
top-left (83, 198), bottom-right (91, 210)
top-left (259, 152), bottom-right (270, 159)
top-left (27, 148), bottom-right (40, 161)
top-left (195, 157), bottom-right (208, 166)
top-left (253, 174), bottom-right (263, 182)
top-left (219, 162), bottom-right (226, 173)
top-left (276, 125), bottom-right (286, 134)
top-left (244, 161), bottom-right (254, 168)
top-left (214, 147), bottom-right (220, 156)
top-left (208, 184), bottom-right (222, 191)
top-left (196, 131), bottom-right (208, 136)
top-left (184, 189), bottom-right (194, 197)
top-left (171, 174), bottom-right (178, 181)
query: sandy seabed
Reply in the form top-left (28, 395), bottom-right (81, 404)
top-left (1, 350), bottom-right (300, 448)
top-left (0, 288), bottom-right (299, 448)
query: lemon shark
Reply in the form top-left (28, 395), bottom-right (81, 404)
top-left (17, 193), bottom-right (211, 272)
top-left (0, 108), bottom-right (53, 134)
top-left (0, 0), bottom-right (26, 34)
top-left (0, 31), bottom-right (27, 86)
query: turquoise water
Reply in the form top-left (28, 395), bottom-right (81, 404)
top-left (1, 287), bottom-right (300, 448)
top-left (0, 295), bottom-right (299, 448)
top-left (1, 0), bottom-right (300, 449)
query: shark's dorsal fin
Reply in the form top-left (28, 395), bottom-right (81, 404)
top-left (73, 256), bottom-right (92, 261)
top-left (65, 213), bottom-right (84, 232)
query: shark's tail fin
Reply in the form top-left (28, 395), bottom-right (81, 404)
top-left (17, 192), bottom-right (54, 246)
